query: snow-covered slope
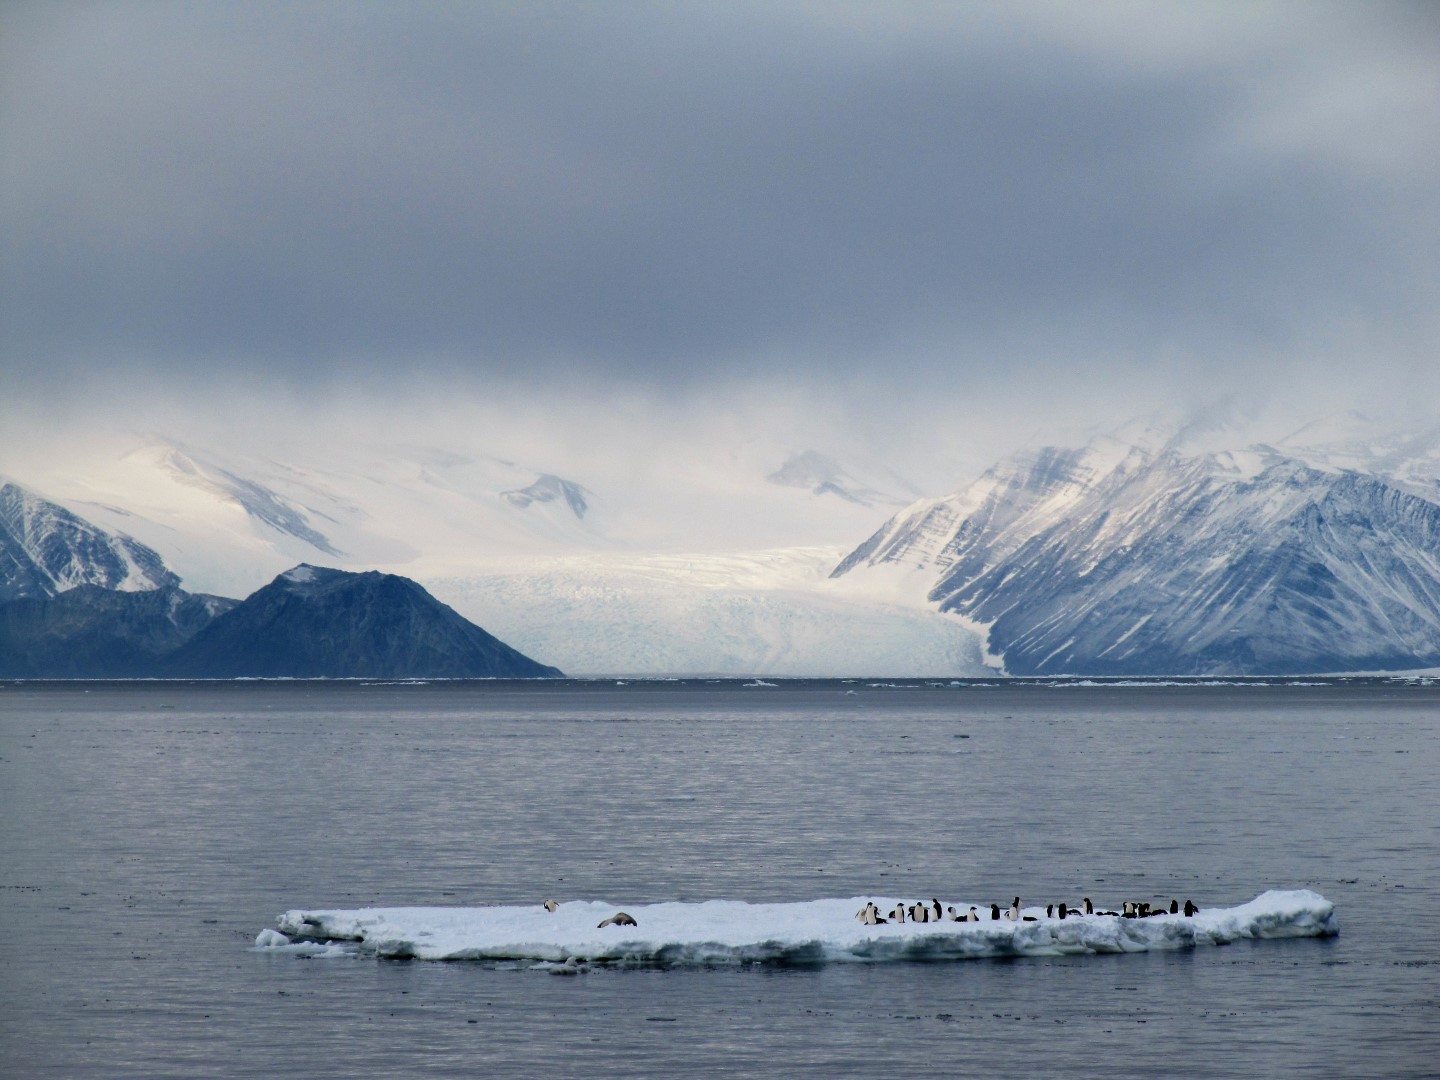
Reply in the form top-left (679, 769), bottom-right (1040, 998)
top-left (833, 424), bottom-right (1440, 675)
top-left (22, 440), bottom-right (615, 599)
top-left (1275, 411), bottom-right (1440, 501)
top-left (0, 479), bottom-right (178, 600)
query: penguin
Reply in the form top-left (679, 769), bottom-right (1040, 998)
top-left (1168, 900), bottom-right (1179, 915)
top-left (1083, 897), bottom-right (1094, 915)
top-left (932, 899), bottom-right (943, 922)
top-left (990, 903), bottom-right (1001, 921)
top-left (1005, 898), bottom-right (1020, 921)
top-left (890, 904), bottom-right (906, 924)
top-left (1121, 902), bottom-right (1137, 918)
top-left (1184, 899), bottom-right (1199, 917)
top-left (543, 899), bottom-right (559, 913)
top-left (1022, 915), bottom-right (1038, 921)
top-left (1046, 904), bottom-right (1054, 918)
top-left (597, 912), bottom-right (638, 928)
top-left (966, 907), bottom-right (980, 922)
top-left (946, 905), bottom-right (961, 922)
top-left (1057, 903), bottom-right (1067, 920)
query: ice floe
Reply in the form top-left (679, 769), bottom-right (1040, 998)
top-left (256, 889), bottom-right (1335, 966)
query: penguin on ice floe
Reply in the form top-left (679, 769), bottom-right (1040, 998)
top-left (966, 907), bottom-right (980, 922)
top-left (1184, 899), bottom-right (1199, 917)
top-left (932, 899), bottom-right (943, 922)
top-left (990, 903), bottom-right (1001, 921)
top-left (858, 902), bottom-right (887, 925)
top-left (890, 904), bottom-right (906, 924)
top-left (543, 899), bottom-right (559, 913)
top-left (1005, 898), bottom-right (1020, 921)
top-left (597, 912), bottom-right (638, 928)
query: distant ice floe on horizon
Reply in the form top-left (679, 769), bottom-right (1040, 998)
top-left (256, 890), bottom-right (1335, 967)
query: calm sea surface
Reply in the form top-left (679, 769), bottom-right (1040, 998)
top-left (1, 680), bottom-right (1436, 1078)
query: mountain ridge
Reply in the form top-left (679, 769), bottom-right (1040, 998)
top-left (833, 431), bottom-right (1440, 675)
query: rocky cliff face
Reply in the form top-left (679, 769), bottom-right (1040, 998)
top-left (833, 436), bottom-right (1440, 675)
top-left (162, 564), bottom-right (563, 678)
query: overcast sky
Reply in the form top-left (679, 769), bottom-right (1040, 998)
top-left (3, 1), bottom-right (1437, 480)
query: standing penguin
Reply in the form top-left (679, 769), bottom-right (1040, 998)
top-left (990, 903), bottom-right (1001, 921)
top-left (966, 906), bottom-right (980, 922)
top-left (1183, 899), bottom-right (1199, 917)
top-left (1005, 898), bottom-right (1020, 921)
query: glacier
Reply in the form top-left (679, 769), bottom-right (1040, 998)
top-left (258, 890), bottom-right (1336, 966)
top-left (426, 548), bottom-right (989, 677)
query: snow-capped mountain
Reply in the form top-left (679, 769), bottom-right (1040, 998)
top-left (0, 479), bottom-right (179, 601)
top-left (20, 440), bottom-right (614, 598)
top-left (501, 474), bottom-right (591, 518)
top-left (766, 450), bottom-right (912, 508)
top-left (833, 425), bottom-right (1440, 675)
top-left (13, 409), bottom-right (1440, 678)
top-left (1274, 411), bottom-right (1440, 502)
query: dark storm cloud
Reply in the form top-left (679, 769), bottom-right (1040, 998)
top-left (2, 1), bottom-right (1436, 403)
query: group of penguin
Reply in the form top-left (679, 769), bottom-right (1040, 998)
top-left (853, 896), bottom-right (1200, 926)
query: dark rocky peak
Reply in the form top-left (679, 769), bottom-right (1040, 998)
top-left (164, 565), bottom-right (563, 679)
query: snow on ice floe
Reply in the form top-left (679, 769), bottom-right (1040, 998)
top-left (256, 890), bottom-right (1335, 966)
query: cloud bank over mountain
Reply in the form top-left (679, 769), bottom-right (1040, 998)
top-left (3, 0), bottom-right (1436, 466)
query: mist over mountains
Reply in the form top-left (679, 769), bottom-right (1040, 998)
top-left (4, 409), bottom-right (1440, 677)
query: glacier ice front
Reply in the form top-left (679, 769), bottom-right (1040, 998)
top-left (257, 890), bottom-right (1336, 966)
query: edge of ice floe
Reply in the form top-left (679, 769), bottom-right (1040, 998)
top-left (255, 889), bottom-right (1336, 966)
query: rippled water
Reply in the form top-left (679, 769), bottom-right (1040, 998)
top-left (1, 680), bottom-right (1435, 1077)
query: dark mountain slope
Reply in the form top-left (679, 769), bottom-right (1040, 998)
top-left (0, 585), bottom-right (236, 678)
top-left (163, 564), bottom-right (562, 678)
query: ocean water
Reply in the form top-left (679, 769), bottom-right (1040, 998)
top-left (0, 679), bottom-right (1435, 1078)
